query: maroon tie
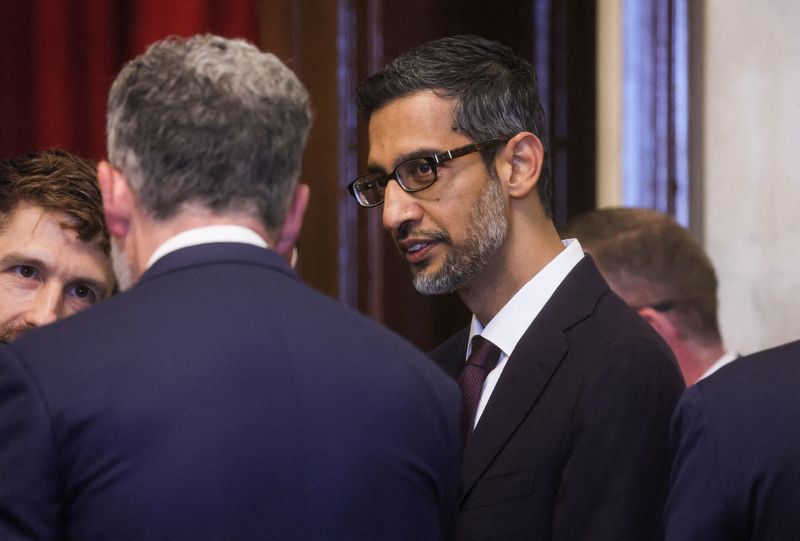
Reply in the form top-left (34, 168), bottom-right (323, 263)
top-left (458, 335), bottom-right (502, 448)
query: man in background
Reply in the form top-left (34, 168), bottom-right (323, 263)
top-left (352, 35), bottom-right (683, 540)
top-left (0, 35), bottom-right (459, 540)
top-left (566, 210), bottom-right (800, 538)
top-left (0, 149), bottom-right (113, 343)
top-left (565, 207), bottom-right (735, 385)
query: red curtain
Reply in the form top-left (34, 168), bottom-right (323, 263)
top-left (0, 0), bottom-right (260, 162)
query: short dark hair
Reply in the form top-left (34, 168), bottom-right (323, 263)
top-left (0, 149), bottom-right (110, 254)
top-left (107, 35), bottom-right (313, 231)
top-left (566, 208), bottom-right (721, 344)
top-left (357, 35), bottom-right (552, 216)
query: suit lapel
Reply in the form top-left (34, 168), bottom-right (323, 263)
top-left (430, 328), bottom-right (470, 380)
top-left (458, 257), bottom-right (610, 503)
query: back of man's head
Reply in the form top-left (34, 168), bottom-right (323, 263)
top-left (107, 34), bottom-right (313, 231)
top-left (566, 208), bottom-right (721, 347)
top-left (356, 34), bottom-right (553, 217)
top-left (0, 149), bottom-right (109, 254)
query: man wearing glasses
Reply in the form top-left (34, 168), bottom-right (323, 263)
top-left (351, 35), bottom-right (684, 540)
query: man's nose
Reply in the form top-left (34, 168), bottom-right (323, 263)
top-left (22, 286), bottom-right (62, 328)
top-left (382, 181), bottom-right (423, 233)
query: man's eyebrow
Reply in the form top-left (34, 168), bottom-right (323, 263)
top-left (366, 147), bottom-right (444, 175)
top-left (0, 253), bottom-right (49, 270)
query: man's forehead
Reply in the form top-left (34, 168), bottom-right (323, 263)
top-left (1, 200), bottom-right (75, 228)
top-left (3, 200), bottom-right (106, 245)
top-left (367, 91), bottom-right (464, 167)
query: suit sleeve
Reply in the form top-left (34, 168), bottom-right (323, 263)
top-left (664, 385), bottom-right (731, 541)
top-left (0, 346), bottom-right (60, 540)
top-left (552, 339), bottom-right (684, 541)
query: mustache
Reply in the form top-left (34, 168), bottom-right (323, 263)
top-left (395, 224), bottom-right (451, 245)
top-left (0, 323), bottom-right (36, 344)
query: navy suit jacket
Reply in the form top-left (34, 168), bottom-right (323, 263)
top-left (431, 257), bottom-right (685, 541)
top-left (666, 339), bottom-right (800, 541)
top-left (0, 243), bottom-right (460, 540)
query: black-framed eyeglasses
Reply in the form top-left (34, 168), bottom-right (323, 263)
top-left (347, 136), bottom-right (512, 208)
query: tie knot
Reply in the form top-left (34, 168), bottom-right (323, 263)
top-left (467, 335), bottom-right (502, 371)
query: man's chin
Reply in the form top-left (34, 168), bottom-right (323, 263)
top-left (412, 266), bottom-right (459, 295)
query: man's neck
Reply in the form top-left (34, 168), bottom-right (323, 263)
top-left (676, 340), bottom-right (726, 386)
top-left (459, 220), bottom-right (565, 326)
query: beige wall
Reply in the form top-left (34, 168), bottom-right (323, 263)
top-left (596, 0), bottom-right (800, 354)
top-left (596, 0), bottom-right (623, 208)
top-left (699, 0), bottom-right (800, 354)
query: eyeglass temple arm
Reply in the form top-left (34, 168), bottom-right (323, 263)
top-left (432, 137), bottom-right (511, 164)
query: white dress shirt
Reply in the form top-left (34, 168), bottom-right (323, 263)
top-left (467, 239), bottom-right (585, 428)
top-left (146, 225), bottom-right (269, 270)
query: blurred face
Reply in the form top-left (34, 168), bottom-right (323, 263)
top-left (369, 91), bottom-right (508, 294)
top-left (0, 202), bottom-right (114, 342)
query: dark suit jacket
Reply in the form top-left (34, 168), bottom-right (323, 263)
top-left (431, 257), bottom-right (685, 541)
top-left (666, 339), bottom-right (800, 541)
top-left (0, 243), bottom-right (460, 540)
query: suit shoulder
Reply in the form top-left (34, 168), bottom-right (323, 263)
top-left (713, 339), bottom-right (800, 383)
top-left (549, 289), bottom-right (684, 406)
top-left (573, 289), bottom-right (678, 370)
top-left (693, 339), bottom-right (800, 416)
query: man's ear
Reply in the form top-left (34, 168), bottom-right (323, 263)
top-left (97, 161), bottom-right (133, 239)
top-left (273, 183), bottom-right (310, 256)
top-left (502, 132), bottom-right (545, 200)
top-left (638, 307), bottom-right (680, 343)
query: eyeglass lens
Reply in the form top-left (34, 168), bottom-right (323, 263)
top-left (356, 158), bottom-right (436, 206)
top-left (396, 159), bottom-right (436, 191)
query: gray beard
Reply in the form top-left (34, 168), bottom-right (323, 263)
top-left (111, 239), bottom-right (135, 292)
top-left (412, 176), bottom-right (508, 295)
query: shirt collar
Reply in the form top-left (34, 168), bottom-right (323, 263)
top-left (146, 225), bottom-right (269, 270)
top-left (468, 239), bottom-right (585, 358)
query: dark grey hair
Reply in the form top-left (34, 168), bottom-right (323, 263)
top-left (107, 34), bottom-right (313, 230)
top-left (357, 35), bottom-right (551, 217)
